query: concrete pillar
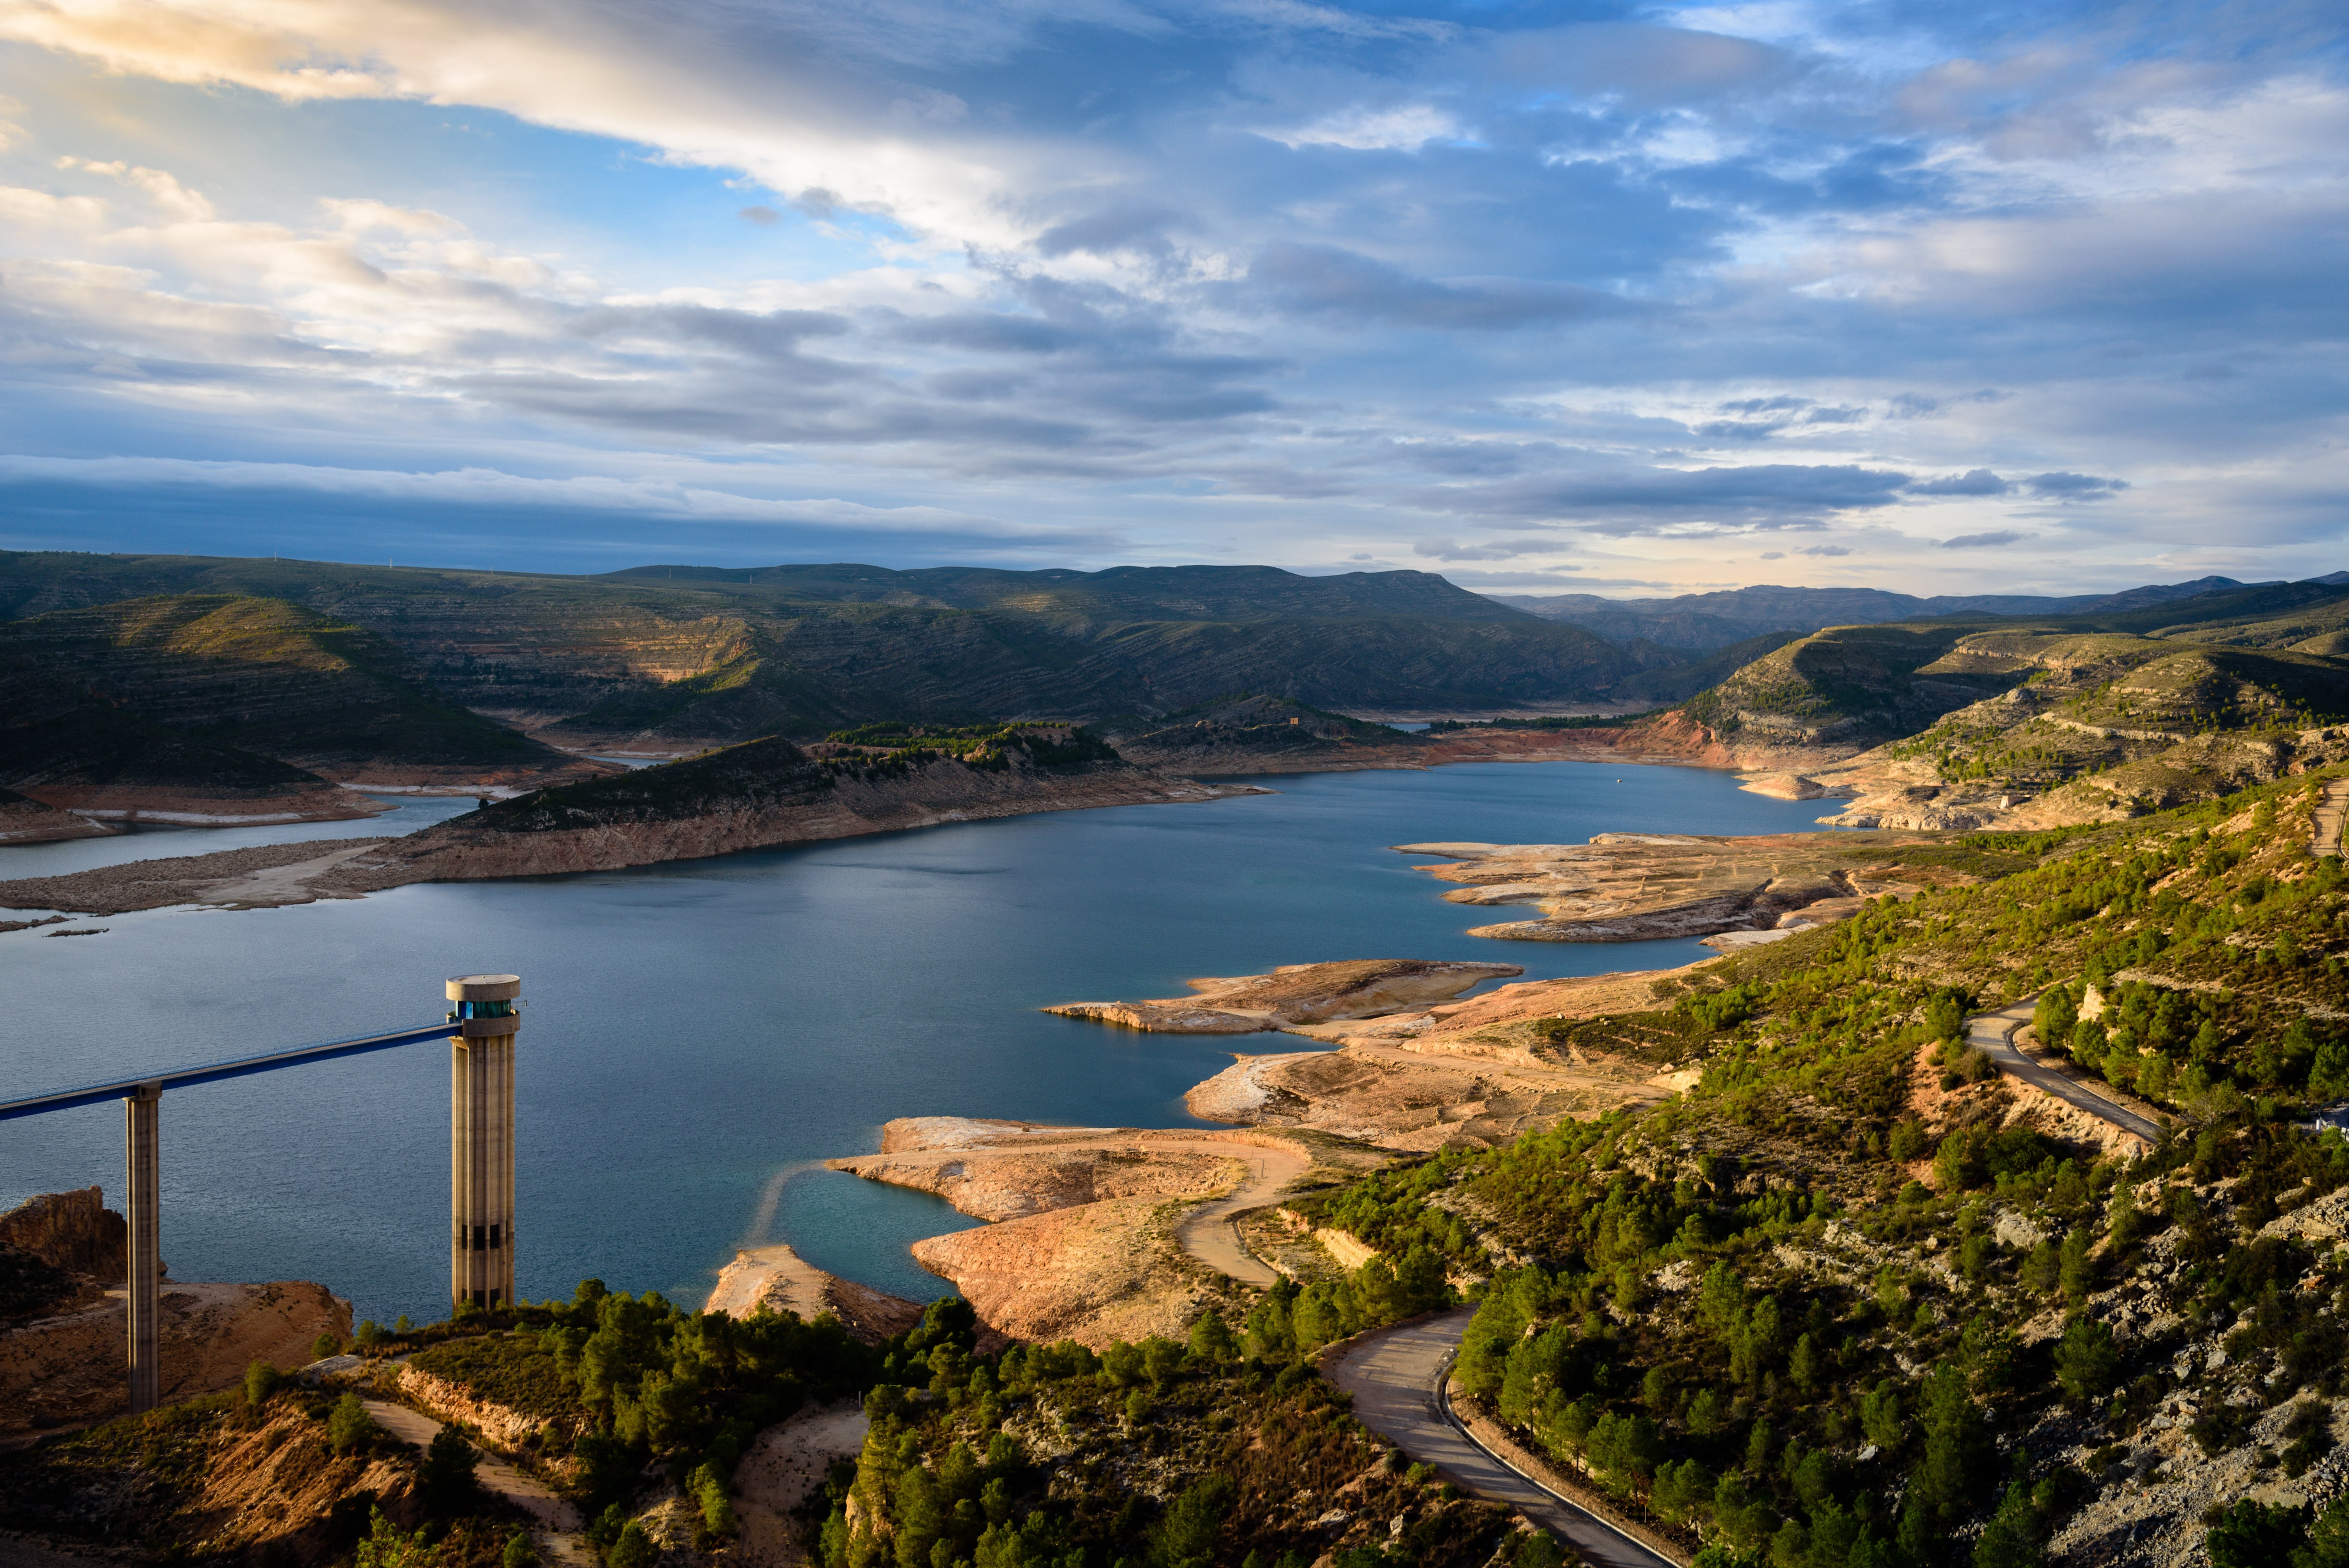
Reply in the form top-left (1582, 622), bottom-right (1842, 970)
top-left (123, 1081), bottom-right (161, 1415)
top-left (447, 974), bottom-right (521, 1312)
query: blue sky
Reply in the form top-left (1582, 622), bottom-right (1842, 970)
top-left (0, 0), bottom-right (2342, 594)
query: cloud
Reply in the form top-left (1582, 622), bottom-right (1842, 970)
top-left (1260, 103), bottom-right (1465, 151)
top-left (1460, 465), bottom-right (1914, 529)
top-left (1939, 530), bottom-right (2033, 549)
top-left (1795, 544), bottom-right (1852, 557)
top-left (1035, 204), bottom-right (1185, 258)
top-left (1908, 468), bottom-right (2012, 496)
top-left (0, 0), bottom-right (2339, 591)
top-left (1246, 243), bottom-right (1628, 330)
top-left (2025, 471), bottom-right (2128, 498)
top-left (1412, 537), bottom-right (1559, 561)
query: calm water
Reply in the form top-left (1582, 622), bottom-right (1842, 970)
top-left (0, 763), bottom-right (1828, 1321)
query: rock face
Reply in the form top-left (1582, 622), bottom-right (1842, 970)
top-left (705, 1241), bottom-right (925, 1344)
top-left (325, 732), bottom-right (1255, 891)
top-left (1397, 832), bottom-right (1941, 942)
top-left (1044, 958), bottom-right (1522, 1033)
top-left (0, 1187), bottom-right (126, 1279)
top-left (0, 1278), bottom-right (350, 1434)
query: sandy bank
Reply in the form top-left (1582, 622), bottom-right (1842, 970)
top-left (1043, 957), bottom-right (1522, 1034)
top-left (831, 1119), bottom-right (1347, 1349)
top-left (0, 838), bottom-right (389, 915)
top-left (704, 1241), bottom-right (924, 1344)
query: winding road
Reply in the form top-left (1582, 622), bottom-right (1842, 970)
top-left (1967, 998), bottom-right (2165, 1144)
top-left (1326, 1309), bottom-right (1678, 1568)
top-left (1171, 1139), bottom-right (1310, 1287)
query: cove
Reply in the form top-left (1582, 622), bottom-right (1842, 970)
top-left (0, 761), bottom-right (1832, 1322)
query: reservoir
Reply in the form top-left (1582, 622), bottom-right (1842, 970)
top-left (0, 761), bottom-right (1830, 1322)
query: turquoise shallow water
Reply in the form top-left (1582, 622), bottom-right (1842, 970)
top-left (0, 762), bottom-right (1829, 1321)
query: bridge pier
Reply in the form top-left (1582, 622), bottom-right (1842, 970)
top-left (124, 1081), bottom-right (161, 1415)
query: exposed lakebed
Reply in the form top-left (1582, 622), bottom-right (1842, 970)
top-left (0, 763), bottom-right (1829, 1322)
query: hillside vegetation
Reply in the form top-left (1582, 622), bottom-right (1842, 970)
top-left (0, 555), bottom-right (1653, 744)
top-left (0, 594), bottom-right (580, 784)
top-left (1297, 772), bottom-right (2349, 1566)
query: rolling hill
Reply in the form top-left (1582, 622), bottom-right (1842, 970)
top-left (0, 555), bottom-right (1648, 746)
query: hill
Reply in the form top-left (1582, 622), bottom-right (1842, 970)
top-left (1491, 576), bottom-right (2288, 652)
top-left (0, 554), bottom-right (1646, 746)
top-left (1575, 581), bottom-right (2349, 828)
top-left (0, 594), bottom-right (590, 786)
top-left (317, 723), bottom-right (1252, 890)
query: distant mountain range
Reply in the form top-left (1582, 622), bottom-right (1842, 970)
top-left (1487, 574), bottom-right (2349, 652)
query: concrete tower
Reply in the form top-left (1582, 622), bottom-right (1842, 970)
top-left (447, 973), bottom-right (521, 1309)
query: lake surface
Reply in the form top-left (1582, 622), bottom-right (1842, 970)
top-left (0, 762), bottom-right (1831, 1322)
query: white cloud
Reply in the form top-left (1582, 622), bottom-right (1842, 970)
top-left (1260, 103), bottom-right (1466, 151)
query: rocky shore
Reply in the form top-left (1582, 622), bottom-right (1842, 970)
top-left (835, 955), bottom-right (1724, 1347)
top-left (1042, 957), bottom-right (1523, 1033)
top-left (1398, 830), bottom-right (1943, 942)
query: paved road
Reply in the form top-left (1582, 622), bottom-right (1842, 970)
top-left (1968, 999), bottom-right (2165, 1144)
top-left (1326, 1309), bottom-right (1677, 1568)
top-left (1171, 1139), bottom-right (1310, 1287)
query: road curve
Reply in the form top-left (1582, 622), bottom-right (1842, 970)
top-left (1171, 1140), bottom-right (1310, 1286)
top-left (1969, 999), bottom-right (2165, 1144)
top-left (1325, 1308), bottom-right (1678, 1568)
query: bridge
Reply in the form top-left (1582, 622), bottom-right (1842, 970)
top-left (0, 974), bottom-right (524, 1415)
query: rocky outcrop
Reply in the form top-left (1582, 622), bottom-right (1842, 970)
top-left (1400, 831), bottom-right (1937, 942)
top-left (393, 1361), bottom-right (580, 1450)
top-left (0, 1187), bottom-right (126, 1279)
top-left (910, 1196), bottom-right (1219, 1350)
top-left (0, 1279), bottom-right (350, 1434)
top-left (1045, 958), bottom-right (1522, 1033)
top-left (705, 1241), bottom-right (925, 1344)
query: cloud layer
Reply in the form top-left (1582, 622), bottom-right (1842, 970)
top-left (0, 0), bottom-right (2342, 589)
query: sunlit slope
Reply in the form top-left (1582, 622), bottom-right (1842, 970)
top-left (0, 553), bottom-right (1644, 743)
top-left (0, 594), bottom-right (580, 781)
top-left (1665, 587), bottom-right (2349, 823)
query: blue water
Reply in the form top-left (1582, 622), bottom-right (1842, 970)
top-left (0, 762), bottom-right (1829, 1322)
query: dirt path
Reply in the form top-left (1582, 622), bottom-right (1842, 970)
top-left (361, 1399), bottom-right (588, 1562)
top-left (1325, 1310), bottom-right (1678, 1568)
top-left (734, 1402), bottom-right (870, 1568)
top-left (2317, 780), bottom-right (2349, 859)
top-left (1969, 999), bottom-right (2165, 1145)
top-left (1166, 1139), bottom-right (1311, 1287)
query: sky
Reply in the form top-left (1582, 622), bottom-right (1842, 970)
top-left (0, 0), bottom-right (2343, 597)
